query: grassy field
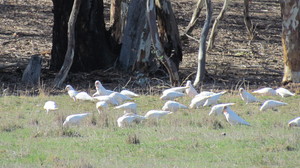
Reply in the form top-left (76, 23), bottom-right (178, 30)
top-left (0, 91), bottom-right (300, 168)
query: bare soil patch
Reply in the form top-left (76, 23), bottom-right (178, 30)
top-left (1, 0), bottom-right (296, 95)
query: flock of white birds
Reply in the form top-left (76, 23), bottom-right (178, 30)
top-left (43, 80), bottom-right (300, 128)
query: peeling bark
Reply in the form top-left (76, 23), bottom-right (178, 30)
top-left (281, 0), bottom-right (300, 84)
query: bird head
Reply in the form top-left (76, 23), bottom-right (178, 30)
top-left (222, 106), bottom-right (228, 114)
top-left (95, 80), bottom-right (102, 89)
top-left (239, 88), bottom-right (244, 93)
top-left (65, 85), bottom-right (73, 91)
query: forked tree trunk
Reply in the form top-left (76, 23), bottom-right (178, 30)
top-left (281, 0), bottom-right (300, 84)
top-left (147, 0), bottom-right (179, 85)
top-left (207, 0), bottom-right (229, 50)
top-left (51, 0), bottom-right (116, 73)
top-left (243, 0), bottom-right (254, 39)
top-left (54, 0), bottom-right (80, 87)
top-left (185, 0), bottom-right (205, 34)
top-left (193, 0), bottom-right (212, 87)
top-left (155, 0), bottom-right (183, 68)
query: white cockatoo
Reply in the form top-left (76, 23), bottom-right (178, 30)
top-left (144, 110), bottom-right (173, 119)
top-left (75, 92), bottom-right (94, 101)
top-left (109, 92), bottom-right (132, 104)
top-left (222, 106), bottom-right (250, 126)
top-left (117, 113), bottom-right (145, 128)
top-left (93, 95), bottom-right (119, 106)
top-left (93, 80), bottom-right (114, 96)
top-left (276, 88), bottom-right (295, 97)
top-left (203, 91), bottom-right (227, 106)
top-left (65, 85), bottom-right (79, 101)
top-left (259, 100), bottom-right (287, 111)
top-left (239, 88), bottom-right (260, 104)
top-left (195, 91), bottom-right (215, 98)
top-left (63, 113), bottom-right (91, 126)
top-left (288, 117), bottom-right (300, 127)
top-left (252, 87), bottom-right (276, 96)
top-left (43, 101), bottom-right (58, 114)
top-left (96, 101), bottom-right (108, 114)
top-left (163, 86), bottom-right (189, 95)
top-left (120, 90), bottom-right (139, 98)
top-left (189, 95), bottom-right (210, 109)
top-left (160, 91), bottom-right (185, 100)
top-left (162, 100), bottom-right (188, 112)
top-left (114, 102), bottom-right (137, 114)
top-left (185, 80), bottom-right (198, 98)
top-left (209, 103), bottom-right (235, 116)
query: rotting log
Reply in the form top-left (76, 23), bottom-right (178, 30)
top-left (21, 55), bottom-right (42, 86)
top-left (280, 0), bottom-right (300, 84)
top-left (207, 0), bottom-right (229, 50)
top-left (193, 0), bottom-right (212, 87)
top-left (54, 0), bottom-right (81, 87)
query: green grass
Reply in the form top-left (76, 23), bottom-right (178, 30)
top-left (1, 92), bottom-right (300, 167)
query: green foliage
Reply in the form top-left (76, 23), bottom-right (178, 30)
top-left (0, 93), bottom-right (300, 167)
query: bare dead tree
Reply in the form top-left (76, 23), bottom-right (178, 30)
top-left (193, 0), bottom-right (212, 87)
top-left (185, 0), bottom-right (205, 34)
top-left (207, 0), bottom-right (229, 50)
top-left (243, 0), bottom-right (254, 39)
top-left (53, 0), bottom-right (81, 87)
top-left (146, 0), bottom-right (179, 85)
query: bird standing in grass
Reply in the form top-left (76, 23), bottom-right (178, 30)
top-left (43, 101), bottom-right (58, 114)
top-left (160, 91), bottom-right (185, 100)
top-left (222, 106), bottom-right (250, 126)
top-left (275, 88), bottom-right (295, 97)
top-left (288, 117), bottom-right (300, 127)
top-left (259, 100), bottom-right (287, 111)
top-left (120, 90), bottom-right (139, 98)
top-left (209, 103), bottom-right (235, 116)
top-left (185, 80), bottom-right (198, 98)
top-left (117, 113), bottom-right (145, 128)
top-left (63, 113), bottom-right (91, 126)
top-left (93, 80), bottom-right (114, 96)
top-left (252, 87), bottom-right (276, 96)
top-left (96, 101), bottom-right (108, 114)
top-left (115, 102), bottom-right (137, 114)
top-left (162, 100), bottom-right (188, 112)
top-left (239, 88), bottom-right (260, 104)
top-left (65, 85), bottom-right (93, 101)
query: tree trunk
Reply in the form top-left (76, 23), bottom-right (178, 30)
top-left (51, 0), bottom-right (116, 73)
top-left (185, 0), bottom-right (205, 34)
top-left (147, 0), bottom-right (179, 85)
top-left (110, 0), bottom-right (130, 44)
top-left (243, 0), bottom-right (254, 40)
top-left (207, 0), bottom-right (229, 50)
top-left (119, 0), bottom-right (153, 71)
top-left (193, 0), bottom-right (212, 87)
top-left (281, 0), bottom-right (300, 84)
top-left (155, 0), bottom-right (183, 68)
top-left (53, 0), bottom-right (81, 87)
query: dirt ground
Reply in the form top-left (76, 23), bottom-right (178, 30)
top-left (0, 0), bottom-right (294, 95)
